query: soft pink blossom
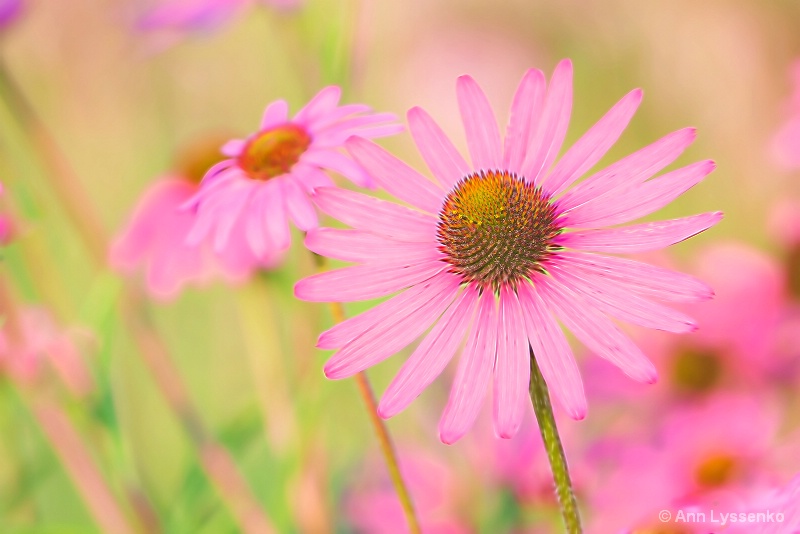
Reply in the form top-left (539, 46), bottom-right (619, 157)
top-left (183, 87), bottom-right (401, 261)
top-left (296, 60), bottom-right (720, 443)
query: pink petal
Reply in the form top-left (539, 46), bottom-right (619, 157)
top-left (407, 106), bottom-right (471, 190)
top-left (543, 89), bottom-right (642, 197)
top-left (311, 187), bottom-right (437, 241)
top-left (304, 228), bottom-right (437, 263)
top-left (546, 261), bottom-right (697, 333)
top-left (291, 163), bottom-right (334, 193)
top-left (262, 180), bottom-right (290, 251)
top-left (301, 149), bottom-right (372, 188)
top-left (293, 86), bottom-right (341, 125)
top-left (283, 178), bottom-right (317, 231)
top-left (553, 251), bottom-right (714, 302)
top-left (306, 103), bottom-right (371, 130)
top-left (245, 187), bottom-right (270, 257)
top-left (503, 68), bottom-right (546, 174)
top-left (555, 212), bottom-right (724, 253)
top-left (457, 75), bottom-right (502, 170)
top-left (323, 273), bottom-right (461, 379)
top-left (316, 273), bottom-right (457, 349)
top-left (221, 139), bottom-right (245, 157)
top-left (212, 184), bottom-right (250, 253)
top-left (260, 99), bottom-right (289, 129)
top-left (556, 127), bottom-right (697, 213)
top-left (517, 283), bottom-right (586, 419)
top-left (534, 274), bottom-right (657, 383)
top-left (493, 286), bottom-right (529, 439)
top-left (439, 293), bottom-right (498, 444)
top-left (346, 136), bottom-right (444, 214)
top-left (521, 59), bottom-right (573, 186)
top-left (561, 160), bottom-right (716, 228)
top-left (378, 285), bottom-right (479, 418)
top-left (294, 260), bottom-right (446, 302)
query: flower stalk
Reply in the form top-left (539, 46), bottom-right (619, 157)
top-left (529, 348), bottom-right (582, 534)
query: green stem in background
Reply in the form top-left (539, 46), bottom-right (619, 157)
top-left (312, 253), bottom-right (421, 534)
top-left (529, 349), bottom-right (582, 534)
top-left (0, 58), bottom-right (277, 534)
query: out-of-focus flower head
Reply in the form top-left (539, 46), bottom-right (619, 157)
top-left (110, 135), bottom-right (279, 300)
top-left (0, 307), bottom-right (94, 396)
top-left (182, 86), bottom-right (401, 263)
top-left (725, 474), bottom-right (800, 533)
top-left (771, 59), bottom-right (800, 170)
top-left (0, 0), bottom-right (23, 31)
top-left (0, 182), bottom-right (13, 245)
top-left (296, 60), bottom-right (721, 443)
top-left (344, 448), bottom-right (470, 534)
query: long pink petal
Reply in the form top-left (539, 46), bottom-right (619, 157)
top-left (561, 160), bottom-right (715, 228)
top-left (378, 285), bottom-right (479, 418)
top-left (535, 274), bottom-right (658, 383)
top-left (260, 100), bottom-right (289, 129)
top-left (323, 274), bottom-right (461, 379)
top-left (295, 260), bottom-right (446, 302)
top-left (346, 136), bottom-right (444, 214)
top-left (503, 69), bottom-right (546, 175)
top-left (304, 228), bottom-right (437, 263)
top-left (517, 283), bottom-right (586, 419)
top-left (301, 149), bottom-right (372, 188)
top-left (317, 273), bottom-right (457, 349)
top-left (555, 212), bottom-right (724, 253)
top-left (556, 127), bottom-right (697, 213)
top-left (245, 186), bottom-right (270, 256)
top-left (493, 286), bottom-right (529, 438)
top-left (212, 184), bottom-right (250, 252)
top-left (311, 187), bottom-right (437, 241)
top-left (552, 251), bottom-right (714, 302)
top-left (283, 178), bottom-right (318, 231)
top-left (457, 75), bottom-right (502, 170)
top-left (262, 180), bottom-right (289, 251)
top-left (546, 262), bottom-right (696, 333)
top-left (439, 293), bottom-right (498, 444)
top-left (408, 107), bottom-right (471, 190)
top-left (521, 59), bottom-right (573, 186)
top-left (543, 89), bottom-right (642, 197)
top-left (293, 86), bottom-right (341, 125)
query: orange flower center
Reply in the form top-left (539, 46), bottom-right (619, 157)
top-left (237, 124), bottom-right (311, 181)
top-left (694, 453), bottom-right (738, 488)
top-left (437, 170), bottom-right (560, 290)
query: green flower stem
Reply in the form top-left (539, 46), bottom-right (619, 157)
top-left (529, 349), bottom-right (582, 534)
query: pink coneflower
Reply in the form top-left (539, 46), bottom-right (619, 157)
top-left (110, 137), bottom-right (277, 299)
top-left (296, 60), bottom-right (721, 443)
top-left (183, 87), bottom-right (401, 260)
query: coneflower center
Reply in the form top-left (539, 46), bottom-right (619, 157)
top-left (238, 124), bottom-right (311, 181)
top-left (437, 170), bottom-right (561, 289)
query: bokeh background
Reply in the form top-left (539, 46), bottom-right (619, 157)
top-left (2, 0), bottom-right (800, 532)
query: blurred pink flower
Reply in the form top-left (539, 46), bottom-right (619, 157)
top-left (345, 449), bottom-right (470, 534)
top-left (296, 60), bottom-right (721, 443)
top-left (0, 181), bottom-right (12, 245)
top-left (0, 307), bottom-right (94, 396)
top-left (0, 0), bottom-right (23, 30)
top-left (183, 87), bottom-right (400, 261)
top-left (771, 60), bottom-right (800, 170)
top-left (137, 0), bottom-right (302, 34)
top-left (724, 474), bottom-right (800, 533)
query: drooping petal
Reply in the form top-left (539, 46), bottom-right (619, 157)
top-left (493, 286), bottom-right (530, 438)
top-left (295, 260), bottom-right (445, 302)
top-left (323, 273), bottom-right (461, 379)
top-left (439, 293), bottom-right (498, 444)
top-left (304, 228), bottom-right (438, 263)
top-left (521, 59), bottom-right (573, 186)
top-left (546, 262), bottom-right (697, 333)
top-left (561, 160), bottom-right (716, 228)
top-left (517, 283), bottom-right (586, 420)
top-left (292, 86), bottom-right (341, 125)
top-left (407, 106), bottom-right (471, 190)
top-left (262, 179), bottom-right (290, 252)
top-left (543, 89), bottom-right (643, 197)
top-left (260, 99), bottom-right (290, 129)
top-left (503, 69), bottom-right (546, 174)
top-left (317, 273), bottom-right (458, 349)
top-left (282, 178), bottom-right (318, 231)
top-left (378, 285), bottom-right (479, 418)
top-left (211, 183), bottom-right (250, 252)
top-left (312, 187), bottom-right (437, 241)
top-left (556, 127), bottom-right (697, 213)
top-left (346, 136), bottom-right (444, 214)
top-left (555, 212), bottom-right (724, 253)
top-left (457, 75), bottom-right (502, 170)
top-left (535, 274), bottom-right (658, 383)
top-left (552, 251), bottom-right (714, 302)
